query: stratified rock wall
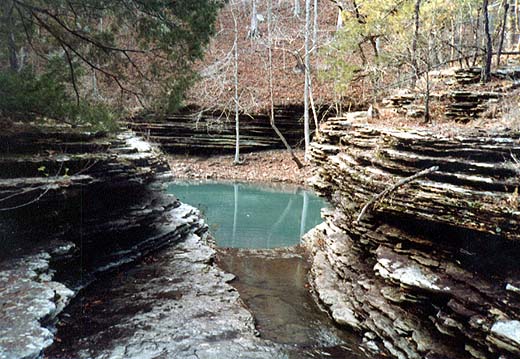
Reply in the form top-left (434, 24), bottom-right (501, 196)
top-left (126, 106), bottom-right (317, 154)
top-left (305, 118), bottom-right (520, 359)
top-left (0, 126), bottom-right (202, 359)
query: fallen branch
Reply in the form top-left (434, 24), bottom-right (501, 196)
top-left (0, 186), bottom-right (52, 212)
top-left (356, 166), bottom-right (439, 223)
top-left (512, 153), bottom-right (519, 166)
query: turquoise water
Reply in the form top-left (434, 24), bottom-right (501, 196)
top-left (167, 182), bottom-right (327, 248)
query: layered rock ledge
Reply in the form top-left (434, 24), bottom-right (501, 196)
top-left (0, 126), bottom-right (190, 359)
top-left (126, 106), bottom-right (318, 154)
top-left (0, 125), bottom-right (281, 359)
top-left (304, 118), bottom-right (520, 359)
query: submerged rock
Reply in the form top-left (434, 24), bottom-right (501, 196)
top-left (46, 210), bottom-right (285, 359)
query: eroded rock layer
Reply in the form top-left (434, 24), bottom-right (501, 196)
top-left (0, 126), bottom-right (189, 359)
top-left (0, 125), bottom-right (281, 359)
top-left (304, 118), bottom-right (520, 359)
top-left (126, 106), bottom-right (318, 154)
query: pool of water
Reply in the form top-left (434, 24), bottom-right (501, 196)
top-left (46, 181), bottom-right (368, 358)
top-left (167, 181), bottom-right (327, 248)
top-left (217, 248), bottom-right (367, 358)
top-left (168, 181), bottom-right (368, 357)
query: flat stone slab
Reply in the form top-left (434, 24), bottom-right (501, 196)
top-left (488, 320), bottom-right (520, 355)
top-left (46, 226), bottom-right (285, 359)
top-left (0, 242), bottom-right (75, 359)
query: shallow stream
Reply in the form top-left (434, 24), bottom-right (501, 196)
top-left (170, 182), bottom-right (364, 357)
top-left (46, 181), bottom-right (367, 358)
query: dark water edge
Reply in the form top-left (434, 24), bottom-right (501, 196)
top-left (217, 247), bottom-right (369, 358)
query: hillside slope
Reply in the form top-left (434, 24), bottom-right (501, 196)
top-left (185, 0), bottom-right (340, 112)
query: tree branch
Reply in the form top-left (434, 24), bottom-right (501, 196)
top-left (61, 43), bottom-right (81, 106)
top-left (30, 10), bottom-right (145, 102)
top-left (356, 166), bottom-right (439, 223)
top-left (15, 0), bottom-right (145, 53)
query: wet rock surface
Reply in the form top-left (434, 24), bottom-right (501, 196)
top-left (0, 242), bottom-right (74, 359)
top-left (305, 119), bottom-right (520, 359)
top-left (46, 205), bottom-right (284, 359)
top-left (46, 242), bottom-right (370, 359)
top-left (1, 125), bottom-right (261, 358)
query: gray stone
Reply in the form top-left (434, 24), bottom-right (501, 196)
top-left (488, 320), bottom-right (520, 355)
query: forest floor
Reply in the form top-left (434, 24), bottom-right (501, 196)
top-left (168, 149), bottom-right (315, 187)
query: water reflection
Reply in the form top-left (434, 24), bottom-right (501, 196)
top-left (167, 182), bottom-right (327, 248)
top-left (218, 248), bottom-right (363, 352)
top-left (166, 181), bottom-right (368, 357)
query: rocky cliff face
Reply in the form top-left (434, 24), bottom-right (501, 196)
top-left (0, 126), bottom-right (196, 359)
top-left (126, 106), bottom-right (319, 154)
top-left (0, 125), bottom-right (277, 359)
top-left (304, 118), bottom-right (520, 359)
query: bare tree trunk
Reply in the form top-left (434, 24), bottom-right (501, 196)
top-left (507, 0), bottom-right (514, 49)
top-left (411, 0), bottom-right (422, 89)
top-left (92, 18), bottom-right (103, 98)
top-left (304, 0), bottom-right (311, 161)
top-left (472, 7), bottom-right (482, 67)
top-left (450, 19), bottom-right (456, 62)
top-left (7, 32), bottom-right (18, 72)
top-left (232, 6), bottom-right (241, 164)
top-left (336, 7), bottom-right (343, 30)
top-left (332, 0), bottom-right (345, 30)
top-left (313, 0), bottom-right (318, 48)
top-left (308, 75), bottom-right (320, 137)
top-left (369, 37), bottom-right (379, 58)
top-left (459, 8), bottom-right (464, 67)
top-left (510, 0), bottom-right (519, 49)
top-left (268, 0), bottom-right (304, 168)
top-left (249, 0), bottom-right (259, 38)
top-left (482, 0), bottom-right (493, 83)
top-left (498, 0), bottom-right (510, 66)
top-left (294, 0), bottom-right (301, 17)
top-left (424, 62), bottom-right (431, 123)
top-left (4, 1), bottom-right (19, 72)
top-left (357, 43), bottom-right (367, 65)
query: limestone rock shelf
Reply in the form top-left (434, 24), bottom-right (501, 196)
top-left (125, 106), bottom-right (317, 154)
top-left (445, 90), bottom-right (502, 123)
top-left (0, 126), bottom-right (195, 359)
top-left (2, 124), bottom-right (274, 359)
top-left (305, 118), bottom-right (520, 359)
